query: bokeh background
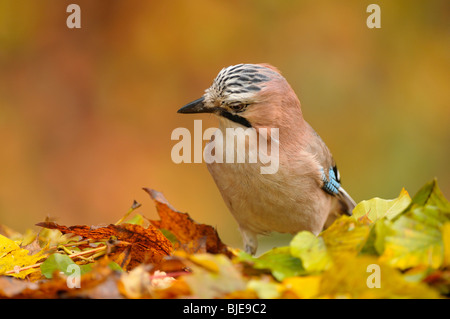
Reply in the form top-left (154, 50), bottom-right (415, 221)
top-left (1, 0), bottom-right (449, 252)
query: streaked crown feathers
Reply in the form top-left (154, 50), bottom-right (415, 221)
top-left (204, 63), bottom-right (282, 106)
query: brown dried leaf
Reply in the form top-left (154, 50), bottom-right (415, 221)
top-left (0, 277), bottom-right (39, 298)
top-left (6, 258), bottom-right (123, 299)
top-left (36, 222), bottom-right (173, 270)
top-left (143, 188), bottom-right (230, 256)
top-left (63, 258), bottom-right (123, 299)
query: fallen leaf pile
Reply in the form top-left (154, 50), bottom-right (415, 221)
top-left (0, 179), bottom-right (449, 298)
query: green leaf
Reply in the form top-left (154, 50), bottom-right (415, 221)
top-left (160, 229), bottom-right (178, 245)
top-left (40, 253), bottom-right (76, 278)
top-left (352, 188), bottom-right (411, 223)
top-left (108, 261), bottom-right (124, 272)
top-left (126, 213), bottom-right (145, 226)
top-left (247, 279), bottom-right (283, 299)
top-left (380, 205), bottom-right (448, 269)
top-left (373, 219), bottom-right (395, 255)
top-left (290, 231), bottom-right (331, 273)
top-left (238, 247), bottom-right (305, 281)
top-left (408, 178), bottom-right (450, 212)
top-left (77, 263), bottom-right (93, 276)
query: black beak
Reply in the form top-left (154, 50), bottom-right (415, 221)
top-left (177, 97), bottom-right (212, 114)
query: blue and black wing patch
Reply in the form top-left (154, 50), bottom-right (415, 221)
top-left (321, 165), bottom-right (356, 215)
top-left (321, 166), bottom-right (341, 196)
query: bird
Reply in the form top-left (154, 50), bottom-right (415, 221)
top-left (177, 63), bottom-right (356, 255)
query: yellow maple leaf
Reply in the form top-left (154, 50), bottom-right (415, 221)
top-left (441, 222), bottom-right (450, 267)
top-left (319, 255), bottom-right (440, 298)
top-left (283, 276), bottom-right (321, 299)
top-left (0, 234), bottom-right (46, 279)
top-left (379, 206), bottom-right (445, 270)
top-left (321, 215), bottom-right (371, 256)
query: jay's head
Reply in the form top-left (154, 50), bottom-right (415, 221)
top-left (178, 63), bottom-right (303, 129)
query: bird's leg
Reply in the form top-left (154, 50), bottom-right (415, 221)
top-left (239, 227), bottom-right (258, 255)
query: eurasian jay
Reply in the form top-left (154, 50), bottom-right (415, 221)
top-left (178, 63), bottom-right (356, 255)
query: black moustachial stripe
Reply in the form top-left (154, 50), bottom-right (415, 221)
top-left (219, 109), bottom-right (252, 128)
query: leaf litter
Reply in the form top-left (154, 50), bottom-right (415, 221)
top-left (0, 179), bottom-right (449, 298)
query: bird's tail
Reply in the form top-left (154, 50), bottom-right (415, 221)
top-left (337, 187), bottom-right (356, 216)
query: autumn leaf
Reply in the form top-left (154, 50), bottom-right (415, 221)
top-left (0, 234), bottom-right (46, 279)
top-left (119, 265), bottom-right (171, 298)
top-left (423, 268), bottom-right (450, 295)
top-left (379, 205), bottom-right (447, 269)
top-left (352, 188), bottom-right (411, 223)
top-left (2, 179), bottom-right (450, 299)
top-left (443, 222), bottom-right (450, 267)
top-left (247, 277), bottom-right (284, 299)
top-left (144, 188), bottom-right (230, 256)
top-left (318, 255), bottom-right (440, 298)
top-left (282, 276), bottom-right (321, 299)
top-left (40, 253), bottom-right (93, 279)
top-left (36, 221), bottom-right (173, 270)
top-left (374, 180), bottom-right (450, 270)
top-left (320, 215), bottom-right (371, 256)
top-left (290, 231), bottom-right (331, 273)
top-left (408, 178), bottom-right (450, 212)
top-left (0, 276), bottom-right (39, 298)
top-left (180, 253), bottom-right (246, 298)
top-left (48, 258), bottom-right (123, 299)
top-left (238, 247), bottom-right (305, 281)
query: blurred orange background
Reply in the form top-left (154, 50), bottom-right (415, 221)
top-left (1, 1), bottom-right (449, 251)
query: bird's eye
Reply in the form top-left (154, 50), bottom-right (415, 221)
top-left (228, 104), bottom-right (248, 112)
